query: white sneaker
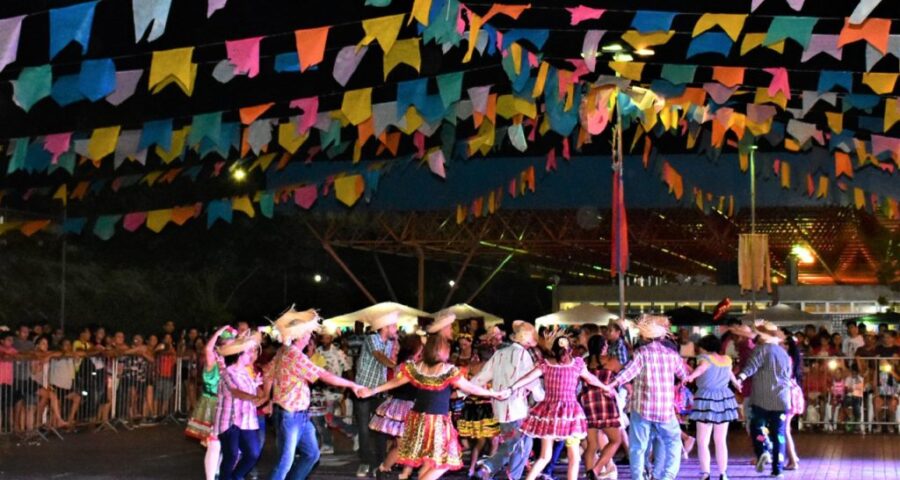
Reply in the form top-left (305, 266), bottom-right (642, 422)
top-left (353, 435), bottom-right (360, 451)
top-left (356, 464), bottom-right (370, 477)
top-left (321, 445), bottom-right (335, 455)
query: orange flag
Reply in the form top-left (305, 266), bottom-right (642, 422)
top-left (20, 219), bottom-right (50, 237)
top-left (835, 151), bottom-right (854, 178)
top-left (240, 103), bottom-right (274, 125)
top-left (294, 27), bottom-right (329, 72)
top-left (838, 17), bottom-right (891, 54)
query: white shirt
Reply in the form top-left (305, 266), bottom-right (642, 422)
top-left (50, 357), bottom-right (76, 390)
top-left (317, 345), bottom-right (351, 377)
top-left (843, 335), bottom-right (864, 357)
top-left (471, 343), bottom-right (544, 423)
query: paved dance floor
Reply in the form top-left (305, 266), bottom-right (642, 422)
top-left (1, 424), bottom-right (899, 479)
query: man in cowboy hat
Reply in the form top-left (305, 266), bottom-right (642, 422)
top-left (736, 321), bottom-right (793, 479)
top-left (472, 320), bottom-right (545, 480)
top-left (602, 315), bottom-right (689, 480)
top-left (264, 308), bottom-right (366, 480)
top-left (353, 310), bottom-right (398, 478)
top-left (426, 310), bottom-right (456, 340)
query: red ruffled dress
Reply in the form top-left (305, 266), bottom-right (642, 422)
top-left (396, 362), bottom-right (464, 471)
top-left (520, 357), bottom-right (588, 439)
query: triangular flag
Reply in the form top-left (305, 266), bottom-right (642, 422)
top-left (50, 1), bottom-right (98, 59)
top-left (294, 185), bottom-right (318, 209)
top-left (862, 72), bottom-right (898, 94)
top-left (383, 38), bottom-right (421, 79)
top-left (341, 88), bottom-right (373, 126)
top-left (133, 0), bottom-right (172, 43)
top-left (764, 16), bottom-right (817, 49)
top-left (52, 184), bottom-right (68, 205)
top-left (294, 26), bottom-right (329, 72)
top-left (123, 212), bottom-right (148, 232)
top-left (21, 220), bottom-right (51, 237)
top-left (360, 14), bottom-right (405, 53)
top-left (693, 14), bottom-right (747, 42)
top-left (333, 45), bottom-right (368, 86)
top-left (232, 196), bottom-right (255, 218)
top-left (146, 209), bottom-right (173, 232)
top-left (334, 175), bottom-right (365, 206)
top-left (87, 126), bottom-right (121, 162)
top-left (838, 17), bottom-right (891, 55)
top-left (566, 5), bottom-right (605, 26)
top-left (44, 132), bottom-right (73, 164)
top-left (207, 0), bottom-right (227, 17)
top-left (12, 65), bottom-right (52, 112)
top-left (225, 36), bottom-right (263, 78)
top-left (148, 47), bottom-right (195, 95)
top-left (239, 103), bottom-right (274, 125)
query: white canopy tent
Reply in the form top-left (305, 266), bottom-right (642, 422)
top-left (739, 304), bottom-right (830, 328)
top-left (325, 302), bottom-right (430, 332)
top-left (535, 304), bottom-right (619, 328)
top-left (439, 304), bottom-right (504, 327)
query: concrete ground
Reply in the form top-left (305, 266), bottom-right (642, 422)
top-left (1, 423), bottom-right (899, 479)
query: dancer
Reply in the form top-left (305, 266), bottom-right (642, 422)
top-left (457, 343), bottom-right (499, 479)
top-left (735, 321), bottom-right (793, 479)
top-left (265, 308), bottom-right (365, 480)
top-left (427, 311), bottom-right (457, 341)
top-left (360, 334), bottom-right (508, 480)
top-left (354, 311), bottom-right (398, 477)
top-left (784, 333), bottom-right (805, 470)
top-left (581, 335), bottom-right (623, 480)
top-left (605, 316), bottom-right (689, 480)
top-left (369, 335), bottom-right (424, 480)
top-left (682, 335), bottom-right (740, 480)
top-left (215, 332), bottom-right (264, 480)
top-left (510, 336), bottom-right (610, 480)
top-left (186, 325), bottom-right (233, 480)
top-left (472, 321), bottom-right (545, 480)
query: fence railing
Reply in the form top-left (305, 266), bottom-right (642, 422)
top-left (0, 352), bottom-right (193, 443)
top-left (796, 356), bottom-right (900, 434)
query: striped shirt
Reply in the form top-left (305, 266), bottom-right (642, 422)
top-left (738, 343), bottom-right (792, 412)
top-left (610, 340), bottom-right (688, 423)
top-left (214, 364), bottom-right (260, 435)
top-left (355, 333), bottom-right (394, 388)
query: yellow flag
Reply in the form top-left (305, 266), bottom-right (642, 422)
top-left (886, 98), bottom-right (900, 132)
top-left (334, 175), bottom-right (364, 207)
top-left (398, 107), bottom-right (424, 135)
top-left (754, 87), bottom-right (787, 109)
top-left (816, 176), bottom-right (829, 198)
top-left (409, 0), bottom-right (432, 26)
top-left (156, 127), bottom-right (189, 163)
top-left (360, 14), bottom-right (404, 53)
top-left (463, 13), bottom-right (483, 63)
top-left (341, 88), bottom-right (372, 126)
top-left (854, 188), bottom-right (866, 210)
top-left (825, 112), bottom-right (843, 134)
top-left (87, 126), bottom-right (121, 162)
top-left (621, 30), bottom-right (675, 50)
top-left (609, 61), bottom-right (644, 81)
top-left (149, 47), bottom-right (196, 95)
top-left (53, 184), bottom-right (67, 206)
top-left (142, 171), bottom-right (164, 186)
top-left (146, 209), bottom-right (172, 233)
top-left (510, 43), bottom-right (522, 75)
top-left (780, 162), bottom-right (791, 189)
top-left (693, 14), bottom-right (747, 42)
top-left (532, 62), bottom-right (549, 98)
top-left (232, 196), bottom-right (255, 218)
top-left (741, 33), bottom-right (784, 55)
top-left (383, 38), bottom-right (421, 80)
top-left (862, 72), bottom-right (898, 95)
top-left (496, 95), bottom-right (537, 119)
top-left (278, 122), bottom-right (308, 153)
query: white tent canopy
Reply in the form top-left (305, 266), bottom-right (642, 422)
top-left (325, 302), bottom-right (431, 332)
top-left (535, 304), bottom-right (619, 328)
top-left (739, 304), bottom-right (828, 328)
top-left (438, 304), bottom-right (504, 327)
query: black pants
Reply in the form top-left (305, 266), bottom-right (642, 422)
top-left (354, 396), bottom-right (386, 467)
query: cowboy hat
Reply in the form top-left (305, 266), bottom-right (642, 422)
top-left (426, 311), bottom-right (456, 334)
top-left (274, 308), bottom-right (321, 344)
top-left (369, 310), bottom-right (399, 331)
top-left (754, 320), bottom-right (785, 343)
top-left (636, 318), bottom-right (668, 339)
top-left (217, 331), bottom-right (262, 356)
top-left (509, 320), bottom-right (537, 345)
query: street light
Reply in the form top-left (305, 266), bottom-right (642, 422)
top-left (313, 274), bottom-right (323, 283)
top-left (231, 167), bottom-right (247, 182)
top-left (448, 280), bottom-right (456, 287)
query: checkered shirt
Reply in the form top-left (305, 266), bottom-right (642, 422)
top-left (214, 364), bottom-right (261, 435)
top-left (355, 333), bottom-right (394, 388)
top-left (610, 340), bottom-right (688, 423)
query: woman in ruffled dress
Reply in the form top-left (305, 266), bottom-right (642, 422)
top-left (682, 335), bottom-right (741, 480)
top-left (457, 343), bottom-right (500, 479)
top-left (509, 336), bottom-right (610, 480)
top-left (361, 334), bottom-right (508, 480)
top-left (370, 335), bottom-right (425, 480)
top-left (580, 335), bottom-right (623, 480)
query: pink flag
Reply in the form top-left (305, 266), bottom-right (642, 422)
top-left (294, 185), bottom-right (318, 210)
top-left (226, 36), bottom-right (262, 78)
top-left (290, 97), bottom-right (319, 134)
top-left (123, 212), bottom-right (148, 232)
top-left (565, 5), bottom-right (605, 26)
top-left (764, 67), bottom-right (791, 100)
top-left (44, 132), bottom-right (72, 164)
top-left (427, 149), bottom-right (446, 178)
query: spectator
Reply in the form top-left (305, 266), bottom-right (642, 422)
top-left (155, 333), bottom-right (178, 417)
top-left (0, 333), bottom-right (17, 431)
top-left (843, 321), bottom-right (864, 357)
top-left (13, 324), bottom-right (33, 352)
top-left (162, 321), bottom-right (176, 337)
top-left (829, 333), bottom-right (843, 356)
top-left (808, 336), bottom-right (829, 358)
top-left (50, 339), bottom-right (82, 429)
top-left (353, 312), bottom-right (397, 478)
top-left (678, 328), bottom-right (696, 358)
top-left (606, 320), bottom-right (630, 366)
top-left (843, 364), bottom-right (865, 432)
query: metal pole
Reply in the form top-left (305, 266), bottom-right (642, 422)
top-left (750, 146), bottom-right (757, 321)
top-left (415, 245), bottom-right (425, 310)
top-left (615, 89), bottom-right (626, 322)
top-left (466, 254), bottom-right (513, 304)
top-left (60, 205), bottom-right (67, 333)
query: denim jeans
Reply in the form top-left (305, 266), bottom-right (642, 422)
top-left (750, 405), bottom-right (787, 475)
top-left (353, 397), bottom-right (386, 467)
top-left (219, 426), bottom-right (262, 480)
top-left (270, 407), bottom-right (320, 480)
top-left (480, 419), bottom-right (532, 479)
top-left (628, 412), bottom-right (681, 480)
top-left (542, 441), bottom-right (565, 475)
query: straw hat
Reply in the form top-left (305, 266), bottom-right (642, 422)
top-left (509, 320), bottom-right (537, 345)
top-left (427, 311), bottom-right (456, 334)
top-left (369, 310), bottom-right (399, 331)
top-left (274, 308), bottom-right (321, 344)
top-left (636, 318), bottom-right (668, 339)
top-left (217, 331), bottom-right (262, 357)
top-left (754, 320), bottom-right (785, 343)
top-left (729, 324), bottom-right (755, 339)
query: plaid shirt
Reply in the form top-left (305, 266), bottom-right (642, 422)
top-left (214, 364), bottom-right (260, 435)
top-left (609, 338), bottom-right (630, 366)
top-left (610, 340), bottom-right (688, 423)
top-left (265, 345), bottom-right (323, 412)
top-left (355, 333), bottom-right (393, 388)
